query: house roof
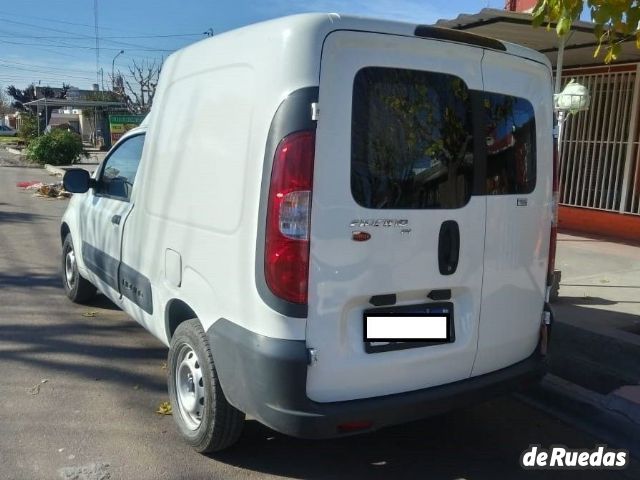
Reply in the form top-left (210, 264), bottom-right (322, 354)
top-left (23, 98), bottom-right (126, 108)
top-left (436, 8), bottom-right (640, 68)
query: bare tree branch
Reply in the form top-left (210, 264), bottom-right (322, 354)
top-left (117, 59), bottom-right (162, 114)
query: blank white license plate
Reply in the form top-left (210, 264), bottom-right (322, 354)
top-left (364, 314), bottom-right (450, 342)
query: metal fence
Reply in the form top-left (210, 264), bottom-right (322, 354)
top-left (558, 64), bottom-right (640, 215)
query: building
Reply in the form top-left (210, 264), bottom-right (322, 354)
top-left (23, 86), bottom-right (127, 148)
top-left (438, 3), bottom-right (640, 242)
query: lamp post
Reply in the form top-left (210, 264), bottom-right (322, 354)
top-left (111, 50), bottom-right (124, 90)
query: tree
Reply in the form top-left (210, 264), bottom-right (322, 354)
top-left (58, 83), bottom-right (70, 99)
top-left (18, 112), bottom-right (38, 143)
top-left (26, 129), bottom-right (86, 165)
top-left (6, 84), bottom-right (37, 111)
top-left (533, 0), bottom-right (640, 63)
top-left (6, 82), bottom-right (70, 111)
top-left (0, 87), bottom-right (13, 116)
top-left (116, 59), bottom-right (161, 114)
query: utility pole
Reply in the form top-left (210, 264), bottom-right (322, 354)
top-left (94, 0), bottom-right (100, 90)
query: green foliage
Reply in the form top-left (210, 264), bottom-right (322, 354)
top-left (532, 0), bottom-right (640, 63)
top-left (25, 129), bottom-right (87, 165)
top-left (6, 84), bottom-right (36, 111)
top-left (85, 90), bottom-right (123, 102)
top-left (18, 113), bottom-right (38, 143)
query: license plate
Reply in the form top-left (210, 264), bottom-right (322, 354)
top-left (363, 303), bottom-right (454, 353)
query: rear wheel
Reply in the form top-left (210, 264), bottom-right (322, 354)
top-left (62, 233), bottom-right (96, 303)
top-left (168, 319), bottom-right (245, 452)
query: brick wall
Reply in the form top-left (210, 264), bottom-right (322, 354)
top-left (505, 0), bottom-right (537, 12)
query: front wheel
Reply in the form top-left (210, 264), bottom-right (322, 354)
top-left (62, 233), bottom-right (96, 303)
top-left (168, 319), bottom-right (245, 452)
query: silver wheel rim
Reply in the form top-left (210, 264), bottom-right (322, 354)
top-left (65, 248), bottom-right (76, 289)
top-left (175, 344), bottom-right (205, 431)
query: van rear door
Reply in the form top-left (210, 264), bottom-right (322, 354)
top-left (306, 30), bottom-right (486, 403)
top-left (471, 51), bottom-right (554, 376)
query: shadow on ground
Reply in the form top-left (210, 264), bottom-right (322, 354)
top-left (0, 319), bottom-right (167, 392)
top-left (0, 210), bottom-right (58, 224)
top-left (549, 302), bottom-right (640, 395)
top-left (0, 272), bottom-right (62, 289)
top-left (205, 396), bottom-right (636, 480)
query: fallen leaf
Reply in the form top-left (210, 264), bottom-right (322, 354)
top-left (599, 279), bottom-right (610, 284)
top-left (82, 311), bottom-right (98, 317)
top-left (28, 379), bottom-right (48, 395)
top-left (160, 362), bottom-right (167, 370)
top-left (156, 401), bottom-right (172, 415)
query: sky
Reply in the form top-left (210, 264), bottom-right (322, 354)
top-left (0, 0), bottom-right (578, 93)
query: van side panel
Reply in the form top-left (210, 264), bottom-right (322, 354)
top-left (118, 16), bottom-right (337, 344)
top-left (471, 52), bottom-right (553, 376)
top-left (145, 65), bottom-right (254, 234)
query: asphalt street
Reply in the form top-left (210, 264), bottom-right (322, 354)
top-left (0, 166), bottom-right (638, 480)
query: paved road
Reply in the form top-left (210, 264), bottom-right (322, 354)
top-left (0, 167), bottom-right (637, 480)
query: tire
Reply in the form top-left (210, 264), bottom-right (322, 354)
top-left (62, 233), bottom-right (96, 303)
top-left (168, 319), bottom-right (245, 452)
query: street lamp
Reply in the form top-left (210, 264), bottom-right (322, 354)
top-left (111, 50), bottom-right (125, 90)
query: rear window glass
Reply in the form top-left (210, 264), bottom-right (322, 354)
top-left (483, 93), bottom-right (536, 194)
top-left (351, 67), bottom-right (474, 209)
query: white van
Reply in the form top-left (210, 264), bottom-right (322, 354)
top-left (61, 13), bottom-right (556, 452)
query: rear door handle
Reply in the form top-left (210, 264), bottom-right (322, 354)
top-left (111, 214), bottom-right (121, 225)
top-left (438, 220), bottom-right (460, 275)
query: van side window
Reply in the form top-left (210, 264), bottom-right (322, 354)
top-left (351, 67), bottom-right (474, 209)
top-left (98, 134), bottom-right (145, 201)
top-left (483, 93), bottom-right (536, 195)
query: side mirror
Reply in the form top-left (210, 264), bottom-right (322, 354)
top-left (63, 168), bottom-right (93, 194)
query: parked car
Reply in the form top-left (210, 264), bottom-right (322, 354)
top-left (0, 124), bottom-right (16, 136)
top-left (60, 13), bottom-right (556, 453)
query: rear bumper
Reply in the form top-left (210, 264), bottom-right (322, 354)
top-left (208, 318), bottom-right (546, 439)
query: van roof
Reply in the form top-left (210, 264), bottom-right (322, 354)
top-left (171, 13), bottom-right (551, 69)
top-left (146, 13), bottom-right (550, 129)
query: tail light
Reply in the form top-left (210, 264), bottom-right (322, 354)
top-left (265, 130), bottom-right (315, 304)
top-left (337, 420), bottom-right (373, 434)
top-left (547, 135), bottom-right (559, 286)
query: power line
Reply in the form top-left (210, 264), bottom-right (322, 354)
top-left (0, 64), bottom-right (95, 81)
top-left (2, 39), bottom-right (174, 52)
top-left (0, 58), bottom-right (98, 75)
top-left (0, 11), bottom-right (181, 36)
top-left (0, 27), bottom-right (94, 51)
top-left (0, 33), bottom-right (202, 39)
top-left (0, 16), bottom-right (197, 52)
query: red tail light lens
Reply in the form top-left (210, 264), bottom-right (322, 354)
top-left (265, 131), bottom-right (315, 304)
top-left (548, 136), bottom-right (559, 285)
top-left (337, 420), bottom-right (373, 433)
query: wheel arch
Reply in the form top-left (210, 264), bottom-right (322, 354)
top-left (60, 222), bottom-right (71, 245)
top-left (166, 298), bottom-right (199, 341)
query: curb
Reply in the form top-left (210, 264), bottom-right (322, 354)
top-left (548, 319), bottom-right (640, 396)
top-left (43, 164), bottom-right (66, 176)
top-left (43, 164), bottom-right (99, 177)
top-left (517, 374), bottom-right (640, 460)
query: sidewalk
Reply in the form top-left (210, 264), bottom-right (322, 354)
top-left (540, 231), bottom-right (640, 454)
top-left (43, 150), bottom-right (104, 176)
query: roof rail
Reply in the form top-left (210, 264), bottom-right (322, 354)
top-left (414, 25), bottom-right (506, 51)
